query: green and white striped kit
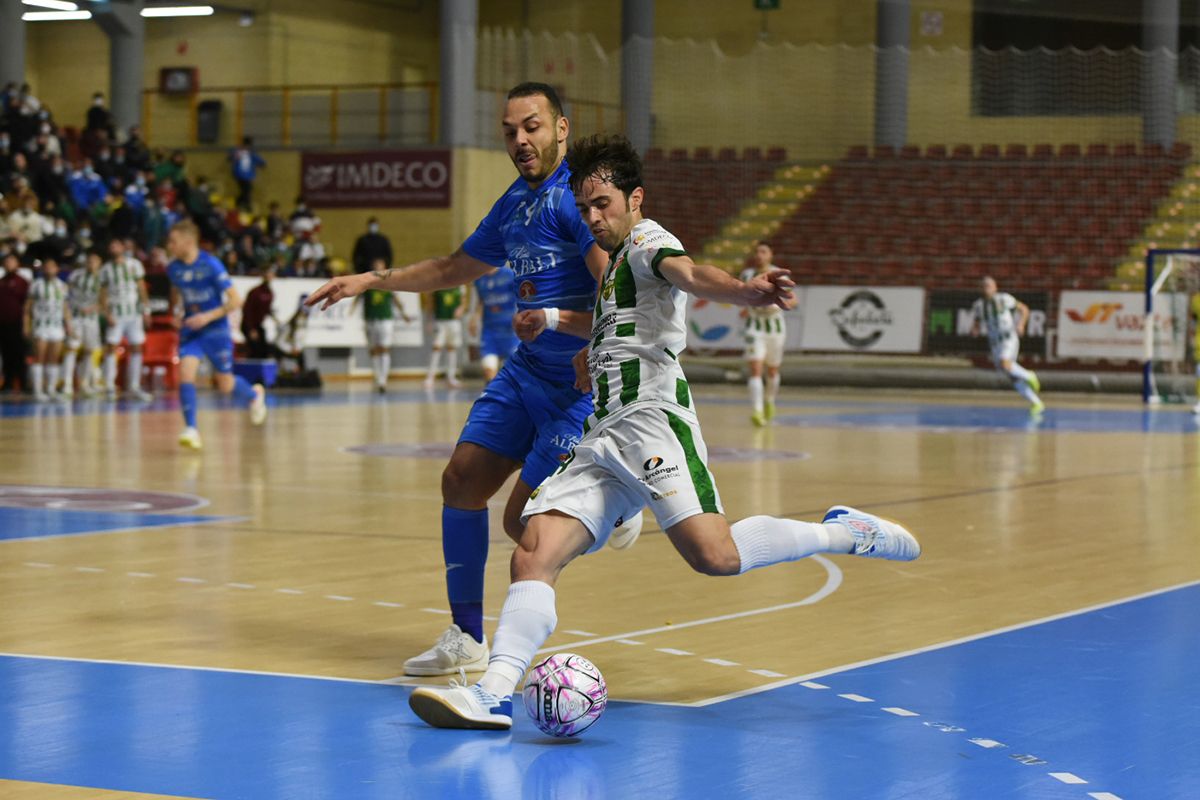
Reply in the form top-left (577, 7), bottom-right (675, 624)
top-left (99, 257), bottom-right (145, 318)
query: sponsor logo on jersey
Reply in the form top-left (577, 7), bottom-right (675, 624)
top-left (643, 459), bottom-right (680, 484)
top-left (519, 280), bottom-right (538, 300)
top-left (601, 278), bottom-right (615, 301)
top-left (643, 456), bottom-right (664, 471)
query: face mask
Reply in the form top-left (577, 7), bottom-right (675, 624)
top-left (40, 124), bottom-right (50, 134)
top-left (55, 226), bottom-right (66, 236)
top-left (368, 223), bottom-right (379, 234)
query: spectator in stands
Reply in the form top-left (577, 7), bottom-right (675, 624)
top-left (241, 265), bottom-right (277, 359)
top-left (229, 136), bottom-right (265, 211)
top-left (7, 195), bottom-right (47, 245)
top-left (140, 197), bottom-right (166, 252)
top-left (33, 155), bottom-right (69, 209)
top-left (29, 217), bottom-right (75, 265)
top-left (289, 197), bottom-right (318, 237)
top-left (68, 162), bottom-right (106, 211)
top-left (265, 201), bottom-right (286, 240)
top-left (352, 216), bottom-right (392, 273)
top-left (86, 91), bottom-right (114, 139)
top-left (0, 252), bottom-right (29, 392)
top-left (124, 126), bottom-right (150, 171)
top-left (0, 130), bottom-right (12, 175)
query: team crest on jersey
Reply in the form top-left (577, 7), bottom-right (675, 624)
top-left (601, 278), bottom-right (615, 301)
top-left (519, 280), bottom-right (537, 299)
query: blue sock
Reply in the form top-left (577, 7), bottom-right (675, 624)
top-left (442, 506), bottom-right (489, 643)
top-left (180, 382), bottom-right (197, 428)
top-left (231, 375), bottom-right (257, 406)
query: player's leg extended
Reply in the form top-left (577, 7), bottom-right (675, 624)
top-left (209, 332), bottom-right (267, 424)
top-left (178, 355), bottom-right (203, 449)
top-left (408, 510), bottom-right (593, 730)
top-left (999, 355), bottom-right (1042, 410)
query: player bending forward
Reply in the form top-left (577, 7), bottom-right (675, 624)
top-left (166, 220), bottom-right (267, 450)
top-left (408, 135), bottom-right (922, 731)
top-left (741, 241), bottom-right (786, 426)
top-left (970, 276), bottom-right (1043, 413)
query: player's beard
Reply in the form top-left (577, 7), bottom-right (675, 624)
top-left (517, 138), bottom-right (561, 184)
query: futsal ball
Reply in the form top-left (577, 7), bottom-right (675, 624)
top-left (522, 653), bottom-right (608, 737)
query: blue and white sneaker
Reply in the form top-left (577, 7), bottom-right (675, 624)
top-left (823, 505), bottom-right (921, 561)
top-left (409, 679), bottom-right (513, 730)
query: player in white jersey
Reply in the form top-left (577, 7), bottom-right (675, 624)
top-left (740, 241), bottom-right (787, 426)
top-left (98, 238), bottom-right (152, 401)
top-left (62, 251), bottom-right (104, 398)
top-left (408, 134), bottom-right (922, 730)
top-left (23, 258), bottom-right (71, 402)
top-left (970, 276), bottom-right (1043, 413)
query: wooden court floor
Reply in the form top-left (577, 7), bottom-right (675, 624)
top-left (1, 383), bottom-right (1198, 798)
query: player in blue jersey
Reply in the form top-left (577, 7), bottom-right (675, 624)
top-left (471, 268), bottom-right (518, 381)
top-left (308, 82), bottom-right (643, 676)
top-left (166, 220), bottom-right (268, 450)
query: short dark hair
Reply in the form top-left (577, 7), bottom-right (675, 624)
top-left (756, 241), bottom-right (773, 251)
top-left (507, 82), bottom-right (564, 119)
top-left (566, 134), bottom-right (643, 198)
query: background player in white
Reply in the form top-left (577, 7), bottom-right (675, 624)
top-left (970, 276), bottom-right (1043, 412)
top-left (424, 286), bottom-right (465, 389)
top-left (351, 288), bottom-right (409, 393)
top-left (24, 258), bottom-right (71, 402)
top-left (740, 241), bottom-right (787, 426)
top-left (98, 238), bottom-right (152, 401)
top-left (408, 134), bottom-right (922, 730)
top-left (62, 251), bottom-right (103, 398)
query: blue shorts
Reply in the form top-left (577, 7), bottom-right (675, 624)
top-left (458, 349), bottom-right (592, 488)
top-left (479, 325), bottom-right (518, 360)
top-left (179, 329), bottom-right (234, 374)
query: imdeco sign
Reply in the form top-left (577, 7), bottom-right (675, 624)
top-left (300, 150), bottom-right (452, 208)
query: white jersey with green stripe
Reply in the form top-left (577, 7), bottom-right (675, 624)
top-left (68, 268), bottom-right (102, 318)
top-left (29, 277), bottom-right (67, 330)
top-left (585, 218), bottom-right (692, 430)
top-left (739, 266), bottom-right (785, 333)
top-left (970, 292), bottom-right (1018, 344)
top-left (99, 257), bottom-right (146, 318)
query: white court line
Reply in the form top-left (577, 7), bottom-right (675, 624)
top-left (74, 566), bottom-right (104, 573)
top-left (703, 658), bottom-right (740, 667)
top-left (373, 601), bottom-right (403, 608)
top-left (227, 583), bottom-right (256, 590)
top-left (325, 595), bottom-right (353, 602)
top-left (420, 607), bottom-right (450, 615)
top-left (882, 707), bottom-right (919, 717)
top-left (800, 681), bottom-right (830, 690)
top-left (563, 629), bottom-right (597, 636)
top-left (615, 639), bottom-right (644, 646)
top-left (656, 648), bottom-right (693, 656)
top-left (536, 555), bottom-right (842, 655)
top-left (127, 571), bottom-right (154, 578)
top-left (838, 693), bottom-right (874, 703)
top-left (276, 588), bottom-right (304, 595)
top-left (749, 669), bottom-right (786, 678)
top-left (176, 577), bottom-right (207, 584)
top-left (23, 562), bottom-right (54, 568)
top-left (1087, 793), bottom-right (1124, 800)
top-left (1048, 772), bottom-right (1088, 785)
top-left (684, 576), bottom-right (1200, 708)
top-left (968, 738), bottom-right (1006, 749)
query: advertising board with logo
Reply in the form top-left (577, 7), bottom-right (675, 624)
top-left (926, 290), bottom-right (1049, 356)
top-left (228, 277), bottom-right (423, 348)
top-left (300, 150), bottom-right (451, 208)
top-left (1056, 290), bottom-right (1186, 360)
top-left (685, 292), bottom-right (806, 352)
top-left (800, 287), bottom-right (925, 353)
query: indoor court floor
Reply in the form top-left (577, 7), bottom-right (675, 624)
top-left (1, 382), bottom-right (1198, 799)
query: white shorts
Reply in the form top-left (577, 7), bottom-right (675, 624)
top-left (745, 329), bottom-right (786, 367)
top-left (523, 403), bottom-right (724, 553)
top-left (990, 335), bottom-right (1019, 365)
top-left (33, 324), bottom-right (65, 343)
top-left (366, 320), bottom-right (394, 349)
top-left (106, 315), bottom-right (146, 347)
top-left (68, 316), bottom-right (102, 351)
top-left (432, 319), bottom-right (462, 349)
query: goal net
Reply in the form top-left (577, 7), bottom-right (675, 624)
top-left (1144, 249), bottom-right (1200, 404)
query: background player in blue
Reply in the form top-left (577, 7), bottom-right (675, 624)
top-left (308, 83), bottom-right (643, 677)
top-left (166, 220), bottom-right (268, 451)
top-left (471, 268), bottom-right (518, 381)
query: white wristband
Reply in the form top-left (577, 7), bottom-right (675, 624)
top-left (543, 307), bottom-right (561, 331)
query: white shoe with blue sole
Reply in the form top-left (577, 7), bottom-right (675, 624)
top-left (823, 505), bottom-right (921, 561)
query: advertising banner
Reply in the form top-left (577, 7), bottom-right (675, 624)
top-left (926, 290), bottom-right (1049, 356)
top-left (1056, 290), bottom-right (1186, 361)
top-left (800, 286), bottom-right (925, 353)
top-left (685, 291), bottom-right (806, 353)
top-left (300, 149), bottom-right (451, 208)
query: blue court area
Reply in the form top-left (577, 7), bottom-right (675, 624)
top-left (0, 507), bottom-right (235, 541)
top-left (2, 583), bottom-right (1195, 799)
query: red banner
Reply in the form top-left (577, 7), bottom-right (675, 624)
top-left (300, 149), bottom-right (452, 208)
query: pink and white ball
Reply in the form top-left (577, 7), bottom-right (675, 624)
top-left (522, 653), bottom-right (608, 737)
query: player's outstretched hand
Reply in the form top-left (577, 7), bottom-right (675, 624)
top-left (306, 273), bottom-right (370, 311)
top-left (744, 268), bottom-right (797, 311)
top-left (513, 309), bottom-right (547, 342)
top-left (572, 346), bottom-right (591, 394)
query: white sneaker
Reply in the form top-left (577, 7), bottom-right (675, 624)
top-left (178, 427), bottom-right (203, 450)
top-left (609, 509), bottom-right (644, 550)
top-left (404, 624), bottom-right (489, 676)
top-left (422, 376), bottom-right (436, 390)
top-left (1193, 402), bottom-right (1200, 415)
top-left (130, 388), bottom-right (153, 402)
top-left (249, 385), bottom-right (268, 425)
top-left (823, 505), bottom-right (921, 561)
top-left (33, 391), bottom-right (48, 402)
top-left (409, 680), bottom-right (512, 730)
top-left (104, 388), bottom-right (117, 401)
top-left (447, 376), bottom-right (463, 389)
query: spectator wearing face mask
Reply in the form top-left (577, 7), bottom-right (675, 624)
top-left (7, 195), bottom-right (46, 245)
top-left (68, 162), bottom-right (106, 211)
top-left (33, 155), bottom-right (69, 208)
top-left (289, 197), bottom-right (318, 237)
top-left (352, 217), bottom-right (393, 274)
top-left (86, 92), bottom-right (114, 138)
top-left (124, 126), bottom-right (150, 171)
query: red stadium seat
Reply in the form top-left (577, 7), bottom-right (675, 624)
top-left (1085, 143), bottom-right (1109, 158)
top-left (1003, 143), bottom-right (1028, 159)
top-left (1031, 144), bottom-right (1054, 159)
top-left (978, 143), bottom-right (1001, 159)
top-left (766, 147), bottom-right (787, 161)
top-left (951, 144), bottom-right (974, 160)
top-left (925, 144), bottom-right (947, 159)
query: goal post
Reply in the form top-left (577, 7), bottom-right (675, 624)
top-left (1143, 248), bottom-right (1200, 404)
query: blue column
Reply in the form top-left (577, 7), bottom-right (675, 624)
top-left (0, 0), bottom-right (26, 89)
top-left (874, 0), bottom-right (910, 150)
top-left (1142, 0), bottom-right (1179, 148)
top-left (93, 0), bottom-right (145, 137)
top-left (621, 0), bottom-right (654, 153)
top-left (440, 0), bottom-right (478, 147)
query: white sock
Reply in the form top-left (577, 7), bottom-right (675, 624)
top-left (730, 515), bottom-right (853, 574)
top-left (103, 353), bottom-right (117, 390)
top-left (379, 352), bottom-right (390, 384)
top-left (478, 580), bottom-right (557, 698)
top-left (426, 350), bottom-right (441, 381)
top-left (47, 364), bottom-right (60, 394)
top-left (1007, 363), bottom-right (1032, 382)
top-left (446, 349), bottom-right (459, 381)
top-left (748, 376), bottom-right (764, 414)
top-left (766, 372), bottom-right (781, 403)
top-left (1015, 379), bottom-right (1039, 404)
top-left (31, 363), bottom-right (44, 395)
top-left (62, 350), bottom-right (77, 392)
top-left (80, 356), bottom-right (95, 390)
top-left (128, 352), bottom-right (143, 392)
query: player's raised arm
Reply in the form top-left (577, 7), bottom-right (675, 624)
top-left (657, 255), bottom-right (796, 310)
top-left (306, 249), bottom-right (493, 311)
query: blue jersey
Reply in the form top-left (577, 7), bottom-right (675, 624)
top-left (167, 250), bottom-right (233, 340)
top-left (462, 160), bottom-right (596, 378)
top-left (475, 269), bottom-right (517, 331)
